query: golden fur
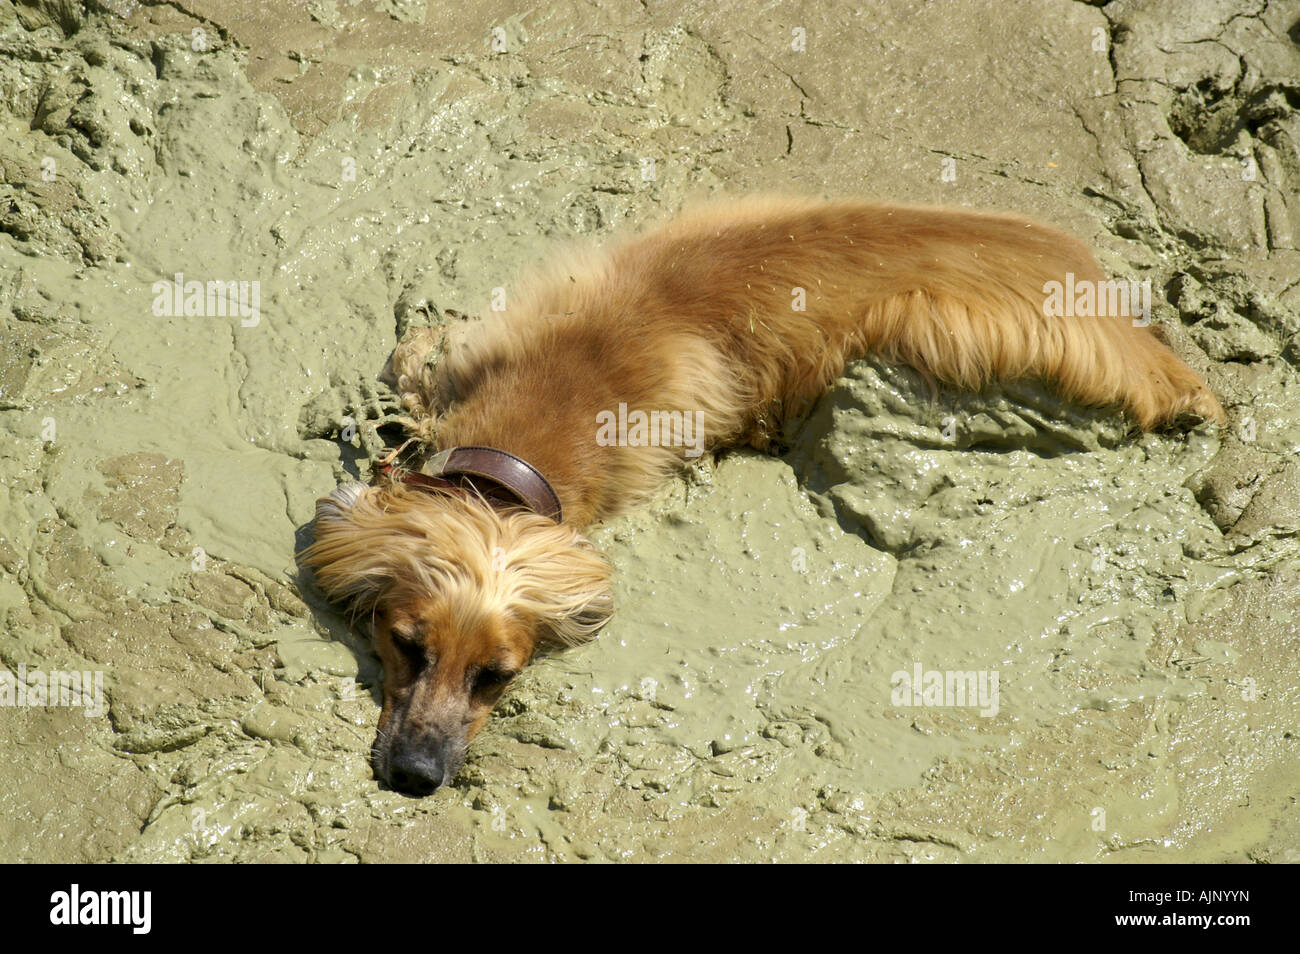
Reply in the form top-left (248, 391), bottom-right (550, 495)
top-left (301, 196), bottom-right (1224, 794)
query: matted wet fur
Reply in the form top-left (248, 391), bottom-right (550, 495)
top-left (301, 196), bottom-right (1224, 795)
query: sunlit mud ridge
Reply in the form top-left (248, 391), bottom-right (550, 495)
top-left (1, 0), bottom-right (1297, 862)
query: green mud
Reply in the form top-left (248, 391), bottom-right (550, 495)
top-left (1, 0), bottom-right (1298, 862)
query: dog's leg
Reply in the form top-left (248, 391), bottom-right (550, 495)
top-left (382, 325), bottom-right (448, 444)
top-left (617, 198), bottom-right (1225, 439)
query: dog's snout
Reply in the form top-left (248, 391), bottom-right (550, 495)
top-left (387, 746), bottom-right (449, 796)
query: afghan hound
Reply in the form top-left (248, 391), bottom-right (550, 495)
top-left (300, 196), bottom-right (1223, 795)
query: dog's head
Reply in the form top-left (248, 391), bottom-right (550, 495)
top-left (300, 482), bottom-right (613, 795)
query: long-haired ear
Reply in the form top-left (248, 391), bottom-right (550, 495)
top-left (300, 482), bottom-right (385, 607)
top-left (508, 526), bottom-right (615, 647)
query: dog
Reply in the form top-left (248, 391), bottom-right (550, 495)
top-left (300, 196), bottom-right (1224, 795)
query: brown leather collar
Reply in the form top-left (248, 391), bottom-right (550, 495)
top-left (375, 441), bottom-right (563, 523)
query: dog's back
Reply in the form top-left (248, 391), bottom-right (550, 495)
top-left (406, 197), bottom-right (1222, 525)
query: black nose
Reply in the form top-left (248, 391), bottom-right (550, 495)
top-left (387, 748), bottom-right (447, 796)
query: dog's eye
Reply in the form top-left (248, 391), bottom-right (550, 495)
top-left (472, 666), bottom-right (515, 697)
top-left (390, 628), bottom-right (427, 669)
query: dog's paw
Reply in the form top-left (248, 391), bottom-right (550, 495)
top-left (383, 326), bottom-right (448, 426)
top-left (1156, 386), bottom-right (1228, 431)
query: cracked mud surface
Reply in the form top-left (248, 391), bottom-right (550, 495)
top-left (1, 0), bottom-right (1298, 862)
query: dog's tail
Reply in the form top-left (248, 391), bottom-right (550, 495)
top-left (618, 197), bottom-right (1225, 440)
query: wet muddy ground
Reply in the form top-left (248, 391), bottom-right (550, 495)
top-left (1, 0), bottom-right (1298, 862)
